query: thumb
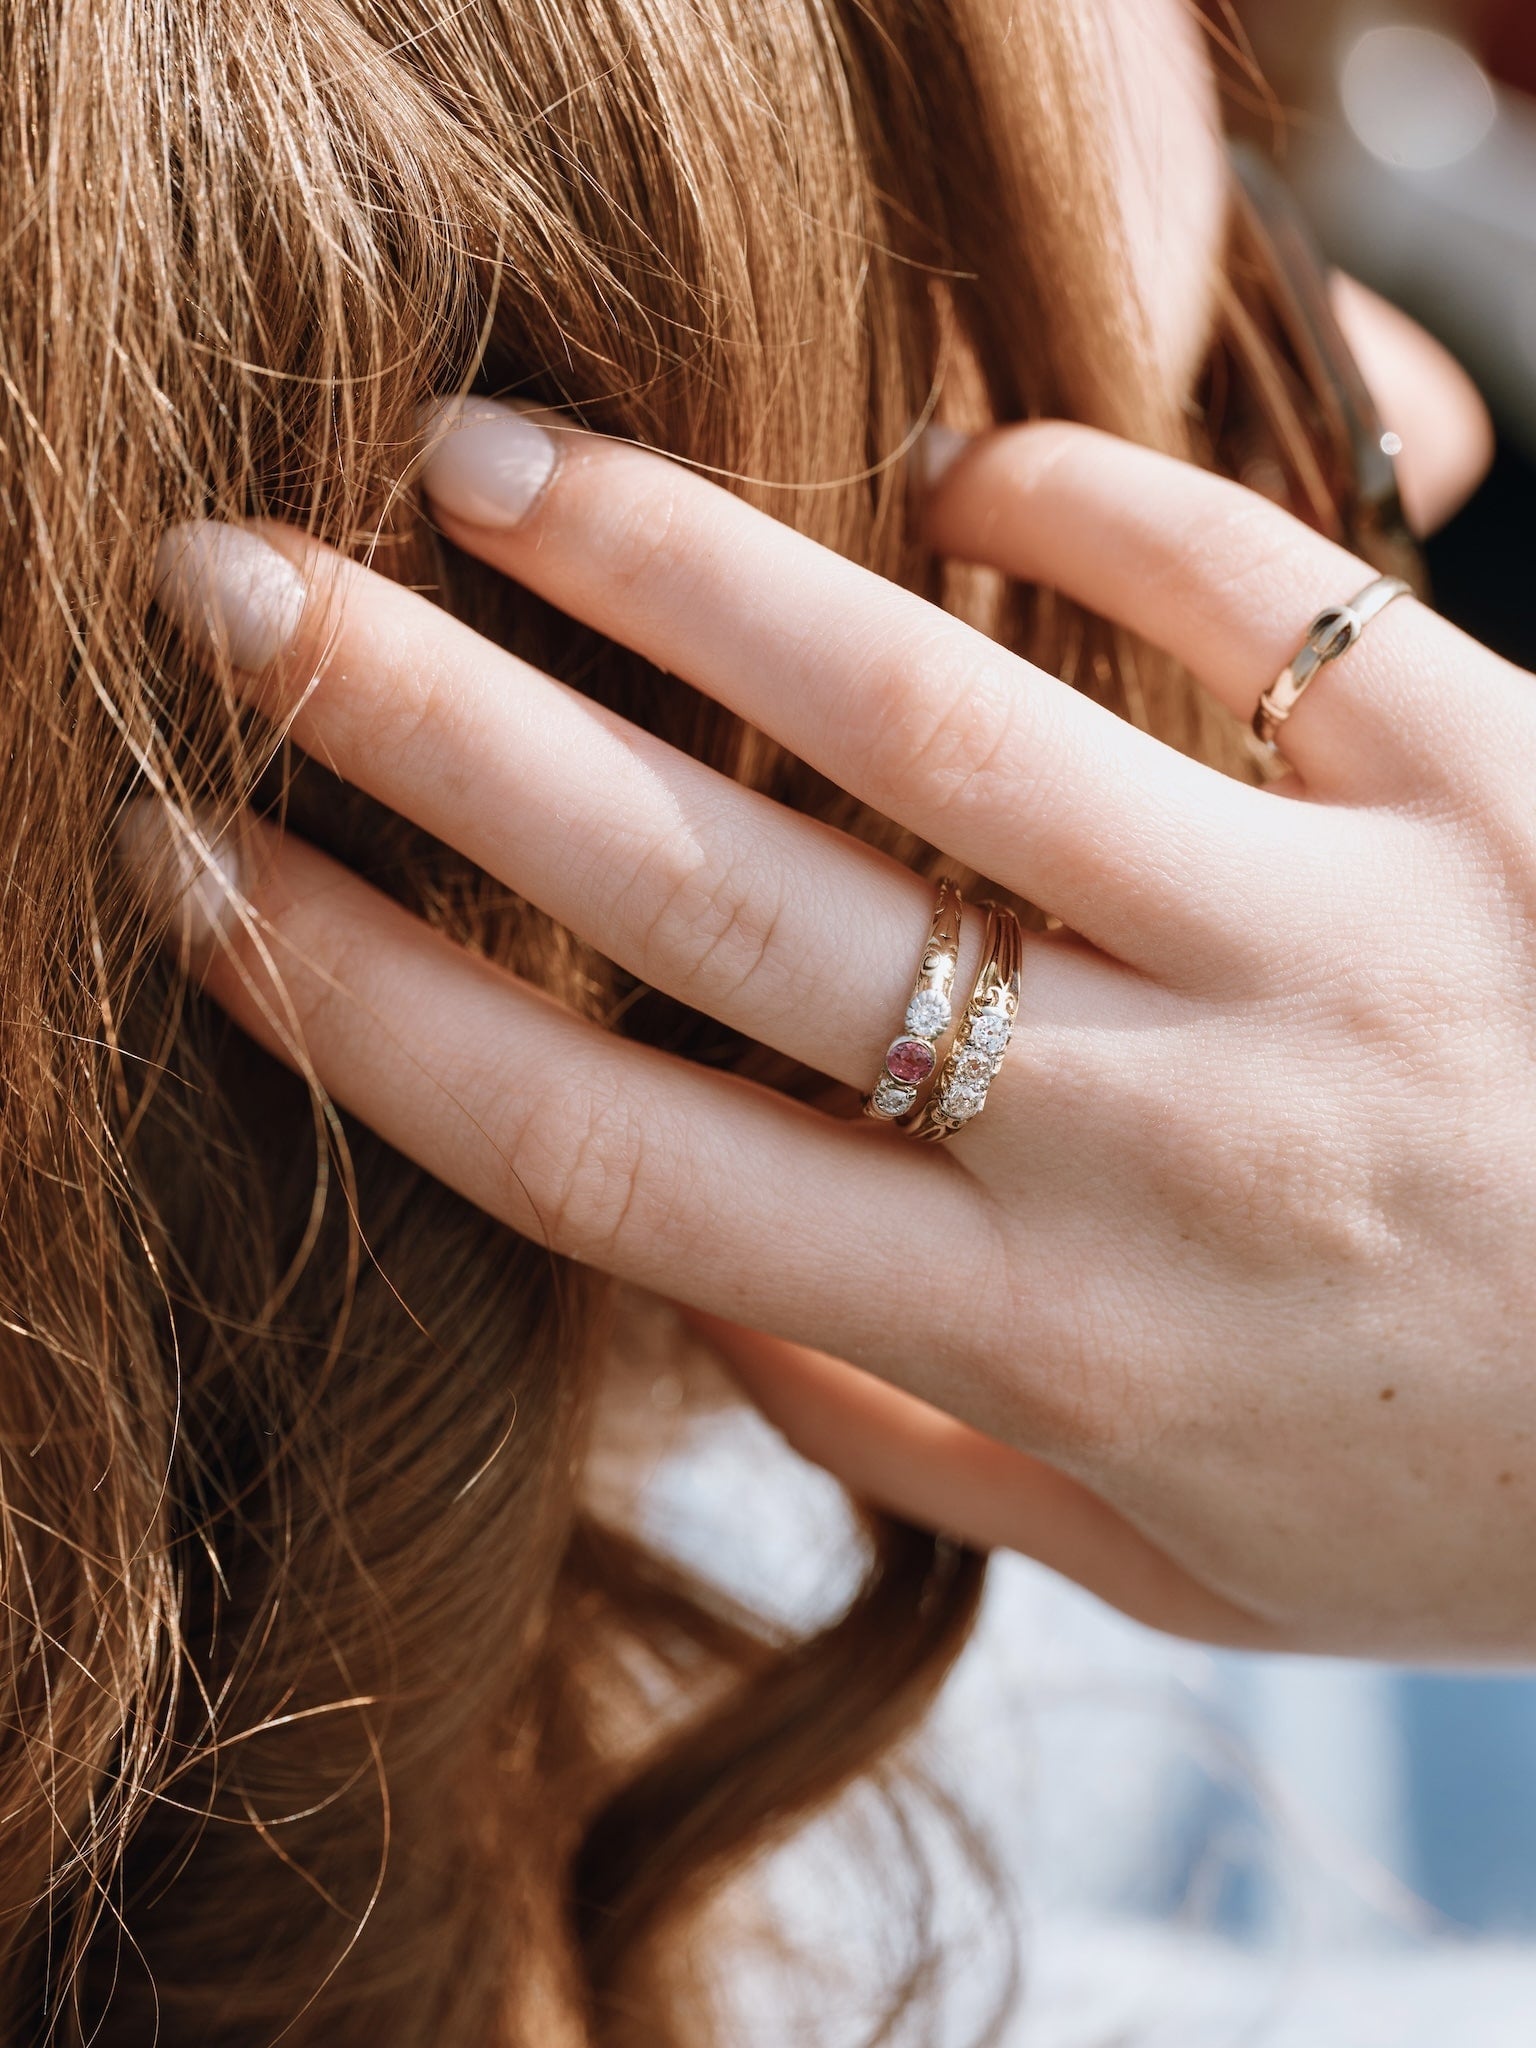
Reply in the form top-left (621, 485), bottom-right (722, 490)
top-left (682, 1309), bottom-right (1281, 1651)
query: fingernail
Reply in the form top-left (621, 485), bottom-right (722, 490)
top-left (918, 423), bottom-right (971, 489)
top-left (417, 397), bottom-right (558, 529)
top-left (116, 800), bottom-right (248, 964)
top-left (153, 524), bottom-right (307, 670)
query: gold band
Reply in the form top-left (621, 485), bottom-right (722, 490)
top-left (864, 875), bottom-right (963, 1122)
top-left (1252, 575), bottom-right (1413, 748)
top-left (900, 900), bottom-right (1023, 1142)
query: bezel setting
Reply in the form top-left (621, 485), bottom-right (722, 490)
top-left (862, 878), bottom-right (964, 1123)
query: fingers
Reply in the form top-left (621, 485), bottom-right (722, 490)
top-left (688, 1314), bottom-right (1283, 1650)
top-left (923, 420), bottom-right (1531, 804)
top-left (152, 522), bottom-right (991, 1091)
top-left (165, 817), bottom-right (1016, 1401)
top-left (1330, 273), bottom-right (1494, 537)
top-left (410, 399), bottom-right (1286, 972)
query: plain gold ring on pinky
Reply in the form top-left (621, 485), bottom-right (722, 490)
top-left (900, 900), bottom-right (1024, 1143)
top-left (863, 875), bottom-right (963, 1122)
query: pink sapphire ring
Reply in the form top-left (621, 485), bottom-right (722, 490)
top-left (901, 900), bottom-right (1024, 1143)
top-left (863, 875), bottom-right (963, 1122)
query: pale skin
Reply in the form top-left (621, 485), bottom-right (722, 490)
top-left (137, 10), bottom-right (1536, 1666)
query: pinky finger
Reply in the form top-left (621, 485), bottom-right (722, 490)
top-left (686, 1312), bottom-right (1287, 1652)
top-left (118, 808), bottom-right (994, 1404)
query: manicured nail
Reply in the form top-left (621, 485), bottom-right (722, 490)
top-left (918, 423), bottom-right (971, 489)
top-left (417, 397), bottom-right (558, 529)
top-left (153, 524), bottom-right (307, 670)
top-left (115, 800), bottom-right (248, 963)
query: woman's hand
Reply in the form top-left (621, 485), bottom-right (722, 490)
top-left (145, 400), bottom-right (1536, 1662)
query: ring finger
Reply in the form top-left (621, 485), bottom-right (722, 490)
top-left (138, 816), bottom-right (1088, 1444)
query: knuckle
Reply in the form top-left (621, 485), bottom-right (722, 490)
top-left (501, 1064), bottom-right (658, 1268)
top-left (956, 1221), bottom-right (1148, 1463)
top-left (1079, 1012), bottom-right (1402, 1297)
top-left (1431, 754), bottom-right (1536, 939)
top-left (351, 638), bottom-right (455, 767)
top-left (1168, 1073), bottom-right (1397, 1281)
top-left (1174, 490), bottom-right (1302, 619)
top-left (842, 633), bottom-right (1020, 823)
top-left (1033, 1319), bottom-right (1147, 1462)
top-left (624, 829), bottom-right (787, 1010)
top-left (588, 471), bottom-right (685, 603)
top-left (258, 898), bottom-right (376, 1060)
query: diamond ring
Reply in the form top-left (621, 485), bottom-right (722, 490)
top-left (863, 875), bottom-right (963, 1122)
top-left (900, 900), bottom-right (1023, 1142)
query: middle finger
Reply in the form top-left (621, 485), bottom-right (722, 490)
top-left (413, 399), bottom-right (1297, 974)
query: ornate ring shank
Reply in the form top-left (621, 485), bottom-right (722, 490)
top-left (900, 900), bottom-right (1024, 1142)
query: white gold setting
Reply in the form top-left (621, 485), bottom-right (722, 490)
top-left (871, 1077), bottom-right (919, 1118)
top-left (905, 987), bottom-right (952, 1039)
top-left (863, 877), bottom-right (963, 1123)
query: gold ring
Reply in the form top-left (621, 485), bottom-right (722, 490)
top-left (1252, 575), bottom-right (1413, 748)
top-left (901, 900), bottom-right (1023, 1142)
top-left (864, 875), bottom-right (963, 1122)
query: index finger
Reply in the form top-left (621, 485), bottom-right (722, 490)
top-left (417, 400), bottom-right (1296, 975)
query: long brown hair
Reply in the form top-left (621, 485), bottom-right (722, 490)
top-left (0, 0), bottom-right (1258, 2041)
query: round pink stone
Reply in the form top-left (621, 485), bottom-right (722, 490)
top-left (884, 1035), bottom-right (936, 1086)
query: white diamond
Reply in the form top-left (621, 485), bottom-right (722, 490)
top-left (952, 1047), bottom-right (992, 1084)
top-left (940, 1074), bottom-right (987, 1117)
top-left (905, 988), bottom-right (951, 1038)
top-left (873, 1079), bottom-right (917, 1116)
top-left (968, 1009), bottom-right (1010, 1054)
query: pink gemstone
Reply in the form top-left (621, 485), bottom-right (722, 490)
top-left (884, 1036), bottom-right (936, 1085)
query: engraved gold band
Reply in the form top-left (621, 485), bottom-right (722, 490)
top-left (1252, 575), bottom-right (1413, 748)
top-left (863, 875), bottom-right (963, 1122)
top-left (901, 900), bottom-right (1024, 1142)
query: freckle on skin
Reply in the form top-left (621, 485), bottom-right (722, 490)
top-left (1379, 1387), bottom-right (1396, 1402)
top-left (1499, 1472), bottom-right (1515, 1487)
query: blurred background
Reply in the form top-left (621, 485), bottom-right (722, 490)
top-left (1233, 0), bottom-right (1536, 669)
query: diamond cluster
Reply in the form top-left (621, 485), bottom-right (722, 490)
top-left (936, 1005), bottom-right (1012, 1123)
